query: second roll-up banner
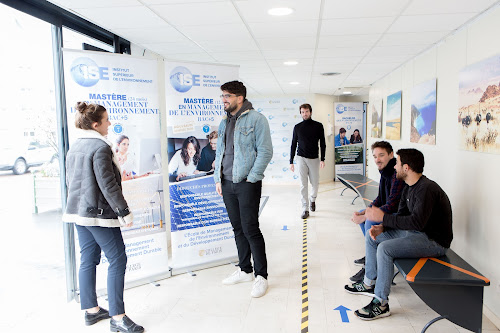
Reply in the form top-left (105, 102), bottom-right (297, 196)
top-left (165, 61), bottom-right (239, 270)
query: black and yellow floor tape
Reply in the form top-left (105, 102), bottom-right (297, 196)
top-left (301, 218), bottom-right (309, 333)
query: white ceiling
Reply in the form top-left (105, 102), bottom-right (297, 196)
top-left (48, 0), bottom-right (500, 96)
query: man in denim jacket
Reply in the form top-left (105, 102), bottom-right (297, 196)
top-left (214, 81), bottom-right (273, 298)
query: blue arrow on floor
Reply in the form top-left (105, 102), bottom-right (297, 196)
top-left (281, 225), bottom-right (289, 231)
top-left (334, 305), bottom-right (351, 323)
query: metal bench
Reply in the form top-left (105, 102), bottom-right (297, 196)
top-left (337, 173), bottom-right (378, 205)
top-left (394, 250), bottom-right (490, 332)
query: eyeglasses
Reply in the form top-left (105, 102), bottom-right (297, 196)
top-left (220, 94), bottom-right (237, 99)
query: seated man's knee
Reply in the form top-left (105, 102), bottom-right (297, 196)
top-left (365, 232), bottom-right (376, 246)
top-left (377, 242), bottom-right (395, 259)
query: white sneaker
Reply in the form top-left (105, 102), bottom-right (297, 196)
top-left (251, 275), bottom-right (268, 298)
top-left (222, 268), bottom-right (253, 285)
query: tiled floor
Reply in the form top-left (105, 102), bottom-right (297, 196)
top-left (1, 181), bottom-right (498, 332)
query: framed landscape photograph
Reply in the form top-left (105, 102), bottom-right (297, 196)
top-left (411, 78), bottom-right (437, 145)
top-left (386, 91), bottom-right (402, 140)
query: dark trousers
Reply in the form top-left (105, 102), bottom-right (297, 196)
top-left (221, 179), bottom-right (268, 279)
top-left (75, 225), bottom-right (127, 316)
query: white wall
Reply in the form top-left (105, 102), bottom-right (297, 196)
top-left (367, 6), bottom-right (500, 325)
top-left (314, 94), bottom-right (336, 182)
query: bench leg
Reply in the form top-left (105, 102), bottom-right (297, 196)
top-left (392, 271), bottom-right (400, 285)
top-left (422, 316), bottom-right (447, 333)
top-left (341, 187), bottom-right (348, 196)
top-left (351, 195), bottom-right (360, 205)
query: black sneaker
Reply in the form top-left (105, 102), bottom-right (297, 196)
top-left (350, 267), bottom-right (365, 282)
top-left (301, 211), bottom-right (309, 219)
top-left (354, 256), bottom-right (365, 266)
top-left (310, 202), bottom-right (316, 212)
top-left (355, 297), bottom-right (391, 320)
top-left (110, 315), bottom-right (144, 333)
top-left (85, 307), bottom-right (110, 326)
top-left (344, 281), bottom-right (374, 297)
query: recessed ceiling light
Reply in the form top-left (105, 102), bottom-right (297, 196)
top-left (289, 81), bottom-right (300, 85)
top-left (284, 61), bottom-right (298, 66)
top-left (268, 7), bottom-right (294, 16)
top-left (342, 91), bottom-right (352, 95)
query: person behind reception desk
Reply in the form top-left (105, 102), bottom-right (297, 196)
top-left (334, 127), bottom-right (350, 147)
top-left (168, 136), bottom-right (201, 181)
top-left (62, 102), bottom-right (144, 333)
top-left (350, 129), bottom-right (363, 144)
top-left (115, 135), bottom-right (150, 181)
top-left (197, 131), bottom-right (218, 172)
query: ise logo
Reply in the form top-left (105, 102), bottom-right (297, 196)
top-left (336, 104), bottom-right (347, 114)
top-left (70, 57), bottom-right (109, 87)
top-left (170, 66), bottom-right (200, 93)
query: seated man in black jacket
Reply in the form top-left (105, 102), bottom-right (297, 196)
top-left (345, 148), bottom-right (453, 321)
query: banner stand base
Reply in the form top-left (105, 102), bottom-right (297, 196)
top-left (95, 270), bottom-right (172, 298)
top-left (171, 256), bottom-right (239, 277)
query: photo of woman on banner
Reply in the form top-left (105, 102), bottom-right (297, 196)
top-left (197, 130), bottom-right (218, 172)
top-left (350, 129), bottom-right (363, 144)
top-left (168, 135), bottom-right (201, 181)
top-left (115, 135), bottom-right (150, 181)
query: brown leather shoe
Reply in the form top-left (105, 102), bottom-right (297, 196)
top-left (310, 202), bottom-right (316, 212)
top-left (301, 211), bottom-right (309, 219)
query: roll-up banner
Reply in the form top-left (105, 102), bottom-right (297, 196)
top-left (164, 61), bottom-right (239, 270)
top-left (63, 49), bottom-right (170, 291)
top-left (334, 102), bottom-right (364, 176)
top-left (251, 97), bottom-right (306, 184)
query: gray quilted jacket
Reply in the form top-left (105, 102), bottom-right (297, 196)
top-left (62, 129), bottom-right (133, 227)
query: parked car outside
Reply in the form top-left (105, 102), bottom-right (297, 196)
top-left (0, 141), bottom-right (57, 175)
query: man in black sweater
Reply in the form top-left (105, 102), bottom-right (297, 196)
top-left (289, 103), bottom-right (326, 219)
top-left (345, 148), bottom-right (453, 321)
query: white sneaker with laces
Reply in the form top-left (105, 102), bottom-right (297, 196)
top-left (251, 275), bottom-right (268, 298)
top-left (222, 268), bottom-right (253, 285)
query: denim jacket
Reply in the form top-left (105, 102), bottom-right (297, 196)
top-left (214, 109), bottom-right (273, 183)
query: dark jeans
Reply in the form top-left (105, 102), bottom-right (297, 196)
top-left (222, 179), bottom-right (268, 279)
top-left (75, 225), bottom-right (127, 316)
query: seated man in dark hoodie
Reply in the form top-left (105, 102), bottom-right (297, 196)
top-left (349, 141), bottom-right (405, 282)
top-left (345, 148), bottom-right (453, 321)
